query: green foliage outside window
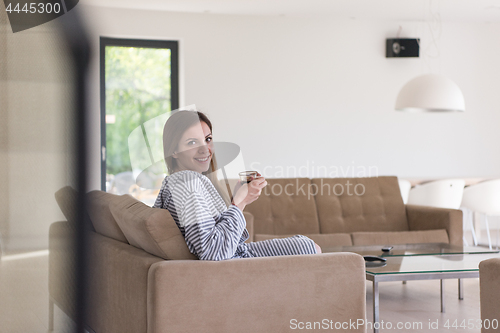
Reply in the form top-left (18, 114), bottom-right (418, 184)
top-left (105, 46), bottom-right (172, 175)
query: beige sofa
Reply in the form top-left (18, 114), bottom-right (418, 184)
top-left (49, 175), bottom-right (462, 332)
top-left (241, 176), bottom-right (463, 248)
top-left (49, 187), bottom-right (367, 333)
top-left (479, 258), bottom-right (500, 333)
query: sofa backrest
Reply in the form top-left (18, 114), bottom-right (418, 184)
top-left (244, 178), bottom-right (321, 235)
top-left (55, 186), bottom-right (95, 231)
top-left (84, 190), bottom-right (199, 260)
top-left (86, 190), bottom-right (128, 243)
top-left (312, 176), bottom-right (408, 233)
top-left (109, 194), bottom-right (197, 260)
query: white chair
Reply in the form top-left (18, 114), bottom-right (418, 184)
top-left (407, 179), bottom-right (466, 291)
top-left (408, 179), bottom-right (465, 209)
top-left (398, 179), bottom-right (412, 204)
top-left (408, 179), bottom-right (466, 245)
top-left (459, 207), bottom-right (477, 247)
top-left (461, 179), bottom-right (500, 250)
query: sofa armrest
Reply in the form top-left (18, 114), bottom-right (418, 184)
top-left (147, 253), bottom-right (366, 333)
top-left (479, 258), bottom-right (500, 332)
top-left (87, 231), bottom-right (163, 333)
top-left (406, 205), bottom-right (463, 246)
top-left (243, 211), bottom-right (254, 243)
top-left (49, 221), bottom-right (77, 319)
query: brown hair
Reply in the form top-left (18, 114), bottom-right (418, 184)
top-left (162, 110), bottom-right (231, 206)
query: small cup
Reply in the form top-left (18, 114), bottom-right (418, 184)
top-left (239, 171), bottom-right (259, 184)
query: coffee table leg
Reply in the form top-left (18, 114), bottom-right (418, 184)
top-left (458, 279), bottom-right (464, 300)
top-left (440, 279), bottom-right (445, 313)
top-left (373, 280), bottom-right (379, 333)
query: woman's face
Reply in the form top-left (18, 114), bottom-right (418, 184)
top-left (173, 121), bottom-right (213, 173)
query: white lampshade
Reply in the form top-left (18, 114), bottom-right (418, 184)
top-left (395, 74), bottom-right (465, 112)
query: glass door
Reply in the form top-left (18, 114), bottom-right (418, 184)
top-left (100, 37), bottom-right (179, 205)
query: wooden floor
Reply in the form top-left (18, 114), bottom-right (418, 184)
top-left (0, 252), bottom-right (483, 333)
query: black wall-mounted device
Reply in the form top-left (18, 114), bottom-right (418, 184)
top-left (386, 38), bottom-right (420, 58)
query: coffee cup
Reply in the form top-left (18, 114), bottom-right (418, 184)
top-left (238, 171), bottom-right (260, 184)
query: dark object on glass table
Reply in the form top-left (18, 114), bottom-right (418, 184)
top-left (364, 255), bottom-right (387, 263)
top-left (381, 246), bottom-right (393, 252)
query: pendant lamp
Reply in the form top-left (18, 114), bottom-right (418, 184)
top-left (395, 74), bottom-right (465, 112)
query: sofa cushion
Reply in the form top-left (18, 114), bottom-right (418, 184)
top-left (312, 177), bottom-right (409, 233)
top-left (243, 178), bottom-right (321, 235)
top-left (55, 186), bottom-right (95, 231)
top-left (254, 233), bottom-right (352, 248)
top-left (87, 191), bottom-right (127, 243)
top-left (351, 229), bottom-right (449, 246)
top-left (109, 194), bottom-right (197, 260)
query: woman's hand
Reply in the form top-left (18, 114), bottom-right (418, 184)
top-left (232, 173), bottom-right (267, 211)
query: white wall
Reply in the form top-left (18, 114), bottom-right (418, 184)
top-left (81, 5), bottom-right (500, 189)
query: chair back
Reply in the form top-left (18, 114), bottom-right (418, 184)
top-left (461, 179), bottom-right (500, 216)
top-left (398, 179), bottom-right (412, 204)
top-left (408, 179), bottom-right (465, 209)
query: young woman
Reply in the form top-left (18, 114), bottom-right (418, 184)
top-left (153, 110), bottom-right (321, 260)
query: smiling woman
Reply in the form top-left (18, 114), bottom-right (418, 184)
top-left (153, 110), bottom-right (322, 260)
top-left (160, 110), bottom-right (228, 203)
top-left (172, 119), bottom-right (214, 173)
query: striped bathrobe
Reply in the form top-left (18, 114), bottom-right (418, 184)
top-left (153, 170), bottom-right (317, 261)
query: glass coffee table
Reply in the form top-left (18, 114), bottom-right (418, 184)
top-left (323, 243), bottom-right (500, 333)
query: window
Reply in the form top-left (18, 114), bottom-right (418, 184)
top-left (100, 37), bottom-right (179, 205)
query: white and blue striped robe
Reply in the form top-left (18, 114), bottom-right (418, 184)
top-left (153, 170), bottom-right (317, 261)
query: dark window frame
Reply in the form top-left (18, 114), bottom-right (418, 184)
top-left (99, 37), bottom-right (179, 191)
